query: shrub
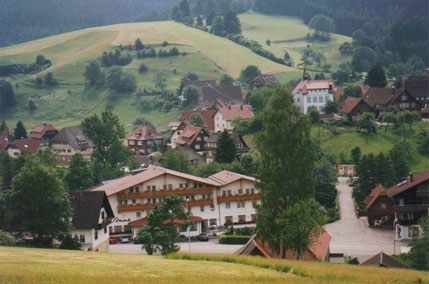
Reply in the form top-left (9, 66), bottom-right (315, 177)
top-left (0, 230), bottom-right (14, 246)
top-left (139, 64), bottom-right (148, 74)
top-left (218, 235), bottom-right (250, 245)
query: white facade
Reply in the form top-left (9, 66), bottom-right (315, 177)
top-left (73, 227), bottom-right (109, 252)
top-left (395, 224), bottom-right (423, 241)
top-left (214, 111), bottom-right (233, 133)
top-left (294, 89), bottom-right (334, 114)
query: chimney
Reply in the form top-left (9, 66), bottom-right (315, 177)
top-left (409, 172), bottom-right (414, 182)
top-left (391, 86), bottom-right (395, 95)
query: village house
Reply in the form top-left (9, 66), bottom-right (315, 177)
top-left (339, 97), bottom-right (374, 120)
top-left (29, 123), bottom-right (58, 144)
top-left (206, 132), bottom-right (249, 163)
top-left (51, 125), bottom-right (94, 163)
top-left (337, 164), bottom-right (357, 177)
top-left (126, 124), bottom-right (164, 155)
top-left (65, 191), bottom-right (114, 252)
top-left (364, 184), bottom-right (395, 227)
top-left (171, 124), bottom-right (209, 155)
top-left (360, 252), bottom-right (408, 269)
top-left (386, 170), bottom-right (429, 240)
top-left (250, 74), bottom-right (279, 90)
top-left (4, 139), bottom-right (41, 157)
top-left (181, 109), bottom-right (217, 131)
top-left (236, 233), bottom-right (331, 262)
top-left (402, 74), bottom-right (429, 108)
top-left (292, 76), bottom-right (335, 114)
top-left (90, 166), bottom-right (260, 238)
top-left (362, 87), bottom-right (423, 117)
top-left (214, 105), bottom-right (254, 133)
top-left (179, 80), bottom-right (218, 98)
top-left (200, 85), bottom-right (243, 109)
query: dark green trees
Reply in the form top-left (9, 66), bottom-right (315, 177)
top-left (189, 113), bottom-right (204, 127)
top-left (365, 64), bottom-right (387, 87)
top-left (84, 61), bottom-right (105, 86)
top-left (256, 87), bottom-right (320, 258)
top-left (239, 65), bottom-right (261, 86)
top-left (2, 160), bottom-right (71, 244)
top-left (160, 148), bottom-right (191, 174)
top-left (214, 130), bottom-right (236, 164)
top-left (309, 15), bottom-right (335, 40)
top-left (0, 80), bottom-right (17, 113)
top-left (63, 153), bottom-right (93, 191)
top-left (138, 196), bottom-right (189, 255)
top-left (14, 120), bottom-right (27, 140)
top-left (223, 11), bottom-right (241, 35)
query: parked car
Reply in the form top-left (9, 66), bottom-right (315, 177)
top-left (197, 233), bottom-right (209, 242)
top-left (120, 237), bottom-right (130, 243)
top-left (109, 237), bottom-right (117, 244)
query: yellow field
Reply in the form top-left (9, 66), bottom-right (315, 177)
top-left (0, 247), bottom-right (427, 284)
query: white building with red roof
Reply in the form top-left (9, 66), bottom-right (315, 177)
top-left (214, 104), bottom-right (254, 133)
top-left (292, 79), bottom-right (335, 114)
top-left (90, 166), bottom-right (259, 237)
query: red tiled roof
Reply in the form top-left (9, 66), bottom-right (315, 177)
top-left (386, 170), bottom-right (429, 198)
top-left (127, 124), bottom-right (163, 141)
top-left (209, 170), bottom-right (257, 186)
top-left (339, 97), bottom-right (362, 114)
top-left (129, 215), bottom-right (204, 227)
top-left (29, 123), bottom-right (57, 139)
top-left (175, 126), bottom-right (202, 146)
top-left (292, 80), bottom-right (335, 96)
top-left (218, 105), bottom-right (254, 121)
top-left (91, 166), bottom-right (220, 197)
top-left (365, 184), bottom-right (387, 209)
top-left (181, 110), bottom-right (217, 131)
top-left (6, 139), bottom-right (41, 153)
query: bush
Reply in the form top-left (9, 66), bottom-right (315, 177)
top-left (139, 64), bottom-right (148, 74)
top-left (0, 230), bottom-right (14, 246)
top-left (219, 235), bottom-right (250, 245)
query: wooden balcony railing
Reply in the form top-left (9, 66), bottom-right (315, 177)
top-left (118, 199), bottom-right (214, 213)
top-left (117, 187), bottom-right (214, 200)
top-left (217, 193), bottom-right (260, 204)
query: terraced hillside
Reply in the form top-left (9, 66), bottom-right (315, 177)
top-left (0, 21), bottom-right (295, 131)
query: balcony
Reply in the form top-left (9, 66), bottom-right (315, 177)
top-left (217, 193), bottom-right (260, 203)
top-left (118, 199), bottom-right (214, 213)
top-left (117, 187), bottom-right (214, 200)
top-left (394, 204), bottom-right (429, 212)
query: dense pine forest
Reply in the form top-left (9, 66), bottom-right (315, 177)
top-left (0, 0), bottom-right (183, 47)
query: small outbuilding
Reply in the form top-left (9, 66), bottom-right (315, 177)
top-left (361, 252), bottom-right (408, 269)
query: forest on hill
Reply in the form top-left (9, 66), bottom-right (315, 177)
top-left (0, 0), bottom-right (183, 47)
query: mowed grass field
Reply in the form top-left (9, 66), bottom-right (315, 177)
top-left (0, 21), bottom-right (296, 131)
top-left (0, 247), bottom-right (428, 284)
top-left (239, 13), bottom-right (352, 75)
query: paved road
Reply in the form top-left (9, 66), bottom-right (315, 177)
top-left (325, 177), bottom-right (407, 263)
top-left (109, 238), bottom-right (242, 255)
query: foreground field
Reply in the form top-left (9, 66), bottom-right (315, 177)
top-left (0, 247), bottom-right (427, 284)
top-left (0, 20), bottom-right (295, 131)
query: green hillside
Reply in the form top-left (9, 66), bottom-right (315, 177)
top-left (239, 13), bottom-right (352, 75)
top-left (1, 247), bottom-right (427, 284)
top-left (0, 21), bottom-right (296, 132)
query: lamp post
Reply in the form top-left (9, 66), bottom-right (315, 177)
top-left (186, 198), bottom-right (191, 253)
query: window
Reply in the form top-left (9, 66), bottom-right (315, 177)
top-left (80, 235), bottom-right (85, 243)
top-left (147, 198), bottom-right (151, 204)
top-left (200, 206), bottom-right (204, 212)
top-left (152, 198), bottom-right (156, 203)
top-left (226, 203), bottom-right (231, 209)
top-left (398, 212), bottom-right (412, 220)
top-left (227, 190), bottom-right (232, 196)
top-left (109, 227), bottom-right (113, 233)
top-left (202, 194), bottom-right (206, 199)
top-left (398, 198), bottom-right (405, 206)
top-left (101, 212), bottom-right (105, 220)
top-left (237, 202), bottom-right (241, 208)
top-left (195, 144), bottom-right (200, 150)
top-left (246, 189), bottom-right (250, 194)
top-left (191, 195), bottom-right (195, 200)
top-left (409, 226), bottom-right (420, 238)
top-left (319, 106), bottom-right (323, 112)
top-left (401, 95), bottom-right (407, 101)
top-left (225, 216), bottom-right (233, 224)
top-left (210, 205), bottom-right (215, 211)
top-left (313, 96), bottom-right (317, 103)
top-left (179, 183), bottom-right (183, 188)
top-left (152, 185), bottom-right (156, 191)
top-left (104, 227), bottom-right (107, 234)
top-left (185, 183), bottom-right (188, 188)
top-left (238, 215), bottom-right (246, 222)
top-left (129, 140), bottom-right (135, 145)
top-left (136, 212), bottom-right (141, 218)
top-left (238, 189), bottom-right (243, 194)
top-left (163, 185), bottom-right (167, 190)
top-left (325, 96), bottom-right (329, 102)
top-left (129, 188), bottom-right (134, 193)
top-left (251, 188), bottom-right (255, 194)
top-left (237, 201), bottom-right (245, 208)
top-left (194, 183), bottom-right (198, 188)
top-left (319, 96), bottom-right (323, 103)
top-left (222, 191), bottom-right (226, 197)
top-left (381, 203), bottom-right (386, 209)
top-left (197, 137), bottom-right (201, 142)
top-left (207, 194), bottom-right (211, 199)
top-left (168, 184), bottom-right (173, 190)
top-left (135, 187), bottom-right (140, 193)
top-left (94, 231), bottom-right (98, 240)
top-left (307, 97), bottom-right (311, 103)
top-left (132, 199), bottom-right (136, 204)
top-left (209, 219), bottom-right (217, 226)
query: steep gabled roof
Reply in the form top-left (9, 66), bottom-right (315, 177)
top-left (201, 85), bottom-right (243, 105)
top-left (127, 124), bottom-right (163, 141)
top-left (181, 110), bottom-right (217, 131)
top-left (29, 123), bottom-right (57, 139)
top-left (209, 170), bottom-right (256, 186)
top-left (91, 166), bottom-right (221, 196)
top-left (403, 74), bottom-right (429, 99)
top-left (386, 170), bottom-right (429, 198)
top-left (365, 184), bottom-right (387, 209)
top-left (69, 191), bottom-right (114, 230)
top-left (339, 97), bottom-right (363, 114)
top-left (51, 126), bottom-right (94, 150)
top-left (362, 88), bottom-right (401, 109)
top-left (292, 80), bottom-right (335, 96)
top-left (175, 125), bottom-right (203, 146)
top-left (218, 105), bottom-right (254, 121)
top-left (5, 139), bottom-right (41, 153)
top-left (361, 252), bottom-right (408, 269)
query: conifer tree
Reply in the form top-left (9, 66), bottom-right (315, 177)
top-left (214, 130), bottom-right (236, 164)
top-left (14, 120), bottom-right (27, 140)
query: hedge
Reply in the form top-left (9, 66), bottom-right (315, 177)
top-left (218, 235), bottom-right (250, 245)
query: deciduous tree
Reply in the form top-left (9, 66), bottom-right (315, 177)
top-left (365, 64), bottom-right (387, 87)
top-left (189, 113), bottom-right (204, 127)
top-left (160, 148), bottom-right (191, 174)
top-left (64, 153), bottom-right (93, 191)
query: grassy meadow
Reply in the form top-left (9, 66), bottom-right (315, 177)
top-left (0, 20), bottom-right (295, 131)
top-left (0, 247), bottom-right (427, 284)
top-left (239, 13), bottom-right (353, 75)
